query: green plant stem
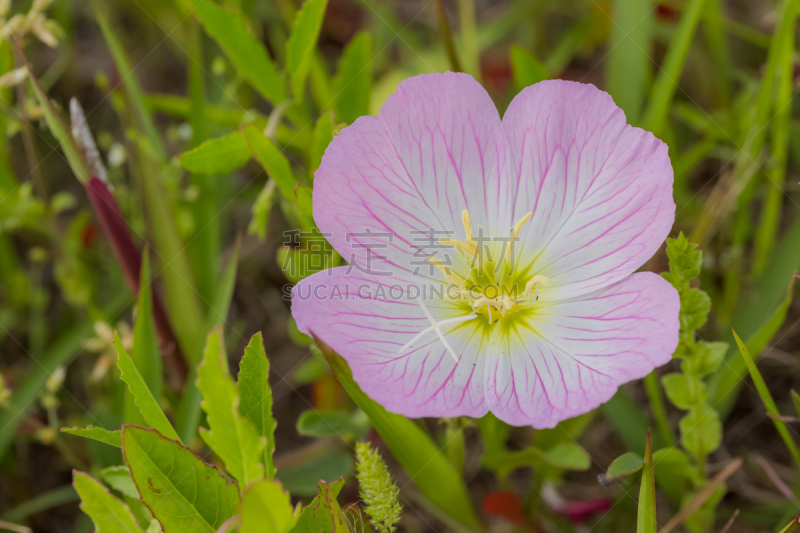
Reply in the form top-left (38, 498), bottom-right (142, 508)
top-left (644, 372), bottom-right (675, 447)
top-left (433, 0), bottom-right (463, 73)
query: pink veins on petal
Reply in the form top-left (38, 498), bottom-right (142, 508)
top-left (291, 72), bottom-right (679, 428)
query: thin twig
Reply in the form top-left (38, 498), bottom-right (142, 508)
top-left (658, 458), bottom-right (743, 533)
top-left (718, 509), bottom-right (739, 533)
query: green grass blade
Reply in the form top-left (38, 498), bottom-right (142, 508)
top-left (321, 343), bottom-right (481, 531)
top-left (115, 331), bottom-right (180, 442)
top-left (640, 0), bottom-right (706, 136)
top-left (709, 276), bottom-right (795, 417)
top-left (179, 132), bottom-right (252, 175)
top-left (286, 0), bottom-right (329, 100)
top-left (753, 9), bottom-right (795, 274)
top-left (208, 237), bottom-right (240, 330)
top-left (644, 372), bottom-right (675, 447)
top-left (606, 0), bottom-right (652, 125)
top-left (91, 0), bottom-right (165, 160)
top-left (194, 2), bottom-right (285, 105)
top-left (733, 329), bottom-right (800, 468)
top-left (703, 0), bottom-right (733, 104)
top-left (457, 0), bottom-right (481, 80)
top-left (333, 32), bottom-right (372, 125)
top-left (637, 431), bottom-right (657, 533)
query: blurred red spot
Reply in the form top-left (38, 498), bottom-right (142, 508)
top-left (81, 224), bottom-right (97, 248)
top-left (483, 490), bottom-right (527, 526)
top-left (555, 498), bottom-right (612, 523)
top-left (656, 3), bottom-right (678, 21)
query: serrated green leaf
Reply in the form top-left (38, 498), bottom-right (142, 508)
top-left (240, 480), bottom-right (299, 533)
top-left (666, 233), bottom-right (703, 282)
top-left (115, 332), bottom-right (180, 442)
top-left (61, 425), bottom-right (121, 448)
top-left (509, 44), bottom-right (548, 92)
top-left (662, 373), bottom-right (706, 410)
top-left (198, 327), bottom-right (265, 486)
top-left (238, 332), bottom-right (277, 479)
top-left (100, 466), bottom-right (139, 499)
top-left (309, 112), bottom-right (335, 175)
top-left (242, 125), bottom-right (312, 218)
top-left (179, 132), bottom-right (251, 175)
top-left (333, 32), bottom-right (371, 124)
top-left (296, 409), bottom-right (370, 439)
top-left (679, 406), bottom-right (722, 458)
top-left (679, 288), bottom-right (711, 331)
top-left (74, 471), bottom-right (145, 533)
top-left (126, 248), bottom-right (161, 427)
top-left (290, 478), bottom-right (348, 533)
top-left (636, 431), bottom-right (656, 533)
top-left (733, 329), bottom-right (800, 468)
top-left (680, 341), bottom-right (727, 377)
top-left (122, 425), bottom-right (239, 531)
top-left (195, 3), bottom-right (285, 104)
top-left (603, 452), bottom-right (643, 483)
top-left (286, 0), bottom-right (329, 99)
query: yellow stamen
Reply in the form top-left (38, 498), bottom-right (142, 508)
top-left (428, 256), bottom-right (467, 294)
top-left (439, 209), bottom-right (480, 265)
top-left (503, 212), bottom-right (533, 267)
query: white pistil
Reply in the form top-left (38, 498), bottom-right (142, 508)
top-left (398, 298), bottom-right (476, 363)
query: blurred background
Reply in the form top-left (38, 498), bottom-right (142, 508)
top-left (1, 0), bottom-right (800, 531)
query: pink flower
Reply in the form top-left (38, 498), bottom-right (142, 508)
top-left (292, 73), bottom-right (679, 428)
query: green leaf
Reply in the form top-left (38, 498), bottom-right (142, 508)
top-left (100, 466), bottom-right (140, 500)
top-left (601, 389), bottom-right (655, 455)
top-left (249, 180), bottom-right (277, 241)
top-left (238, 332), bottom-right (278, 479)
top-left (541, 443), bottom-right (590, 470)
top-left (733, 329), bottom-right (800, 468)
top-left (665, 233), bottom-right (703, 282)
top-left (126, 248), bottom-right (161, 427)
top-left (321, 345), bottom-right (480, 530)
top-left (682, 484), bottom-right (726, 533)
top-left (679, 288), bottom-right (711, 331)
top-left (242, 125), bottom-right (313, 217)
top-left (290, 478), bottom-right (348, 533)
top-left (639, 0), bottom-right (707, 136)
top-left (74, 471), bottom-right (145, 533)
top-left (333, 32), bottom-right (372, 124)
top-left (606, 0), bottom-right (652, 124)
top-left (115, 332), bottom-right (180, 442)
top-left (662, 373), bottom-right (706, 410)
top-left (195, 2), bottom-right (285, 104)
top-left (122, 425), bottom-right (239, 531)
top-left (61, 425), bottom-right (121, 448)
top-left (296, 409), bottom-right (370, 439)
top-left (179, 132), bottom-right (252, 175)
top-left (240, 480), bottom-right (299, 533)
top-left (600, 452), bottom-right (643, 485)
top-left (509, 45), bottom-right (548, 92)
top-left (197, 327), bottom-right (265, 486)
top-left (652, 448), bottom-right (694, 501)
top-left (778, 514), bottom-right (800, 533)
top-left (287, 0), bottom-right (330, 99)
top-left (636, 431), bottom-right (656, 533)
top-left (680, 341), bottom-right (727, 377)
top-left (679, 406), bottom-right (722, 458)
top-left (309, 112), bottom-right (335, 175)
top-left (276, 449), bottom-right (353, 497)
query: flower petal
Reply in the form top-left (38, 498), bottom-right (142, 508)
top-left (314, 72), bottom-right (512, 278)
top-left (292, 268), bottom-right (489, 418)
top-left (503, 80), bottom-right (674, 300)
top-left (484, 272), bottom-right (679, 427)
